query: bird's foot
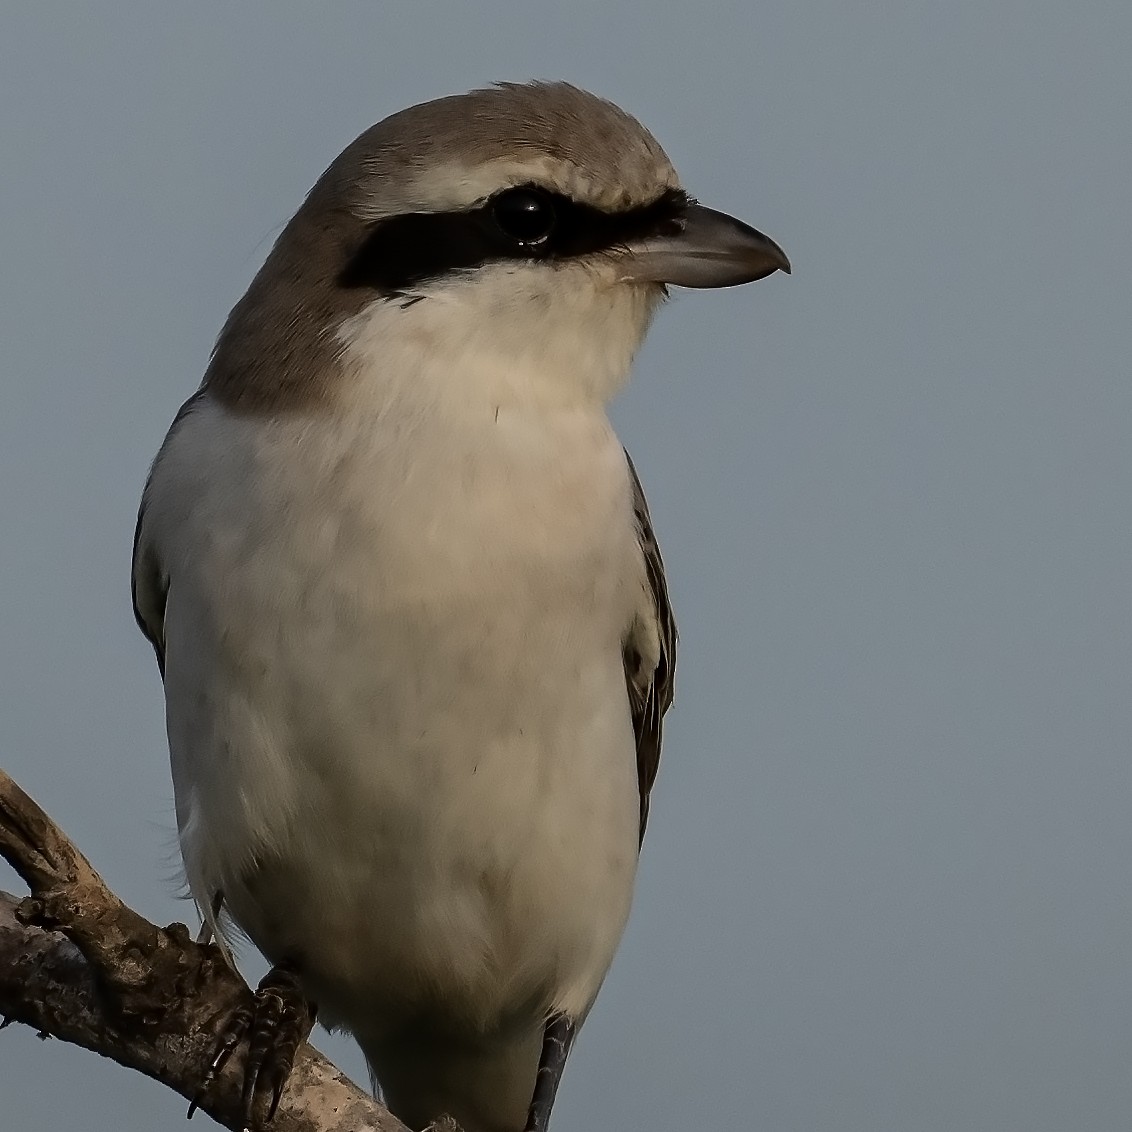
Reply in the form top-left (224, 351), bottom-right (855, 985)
top-left (189, 961), bottom-right (316, 1128)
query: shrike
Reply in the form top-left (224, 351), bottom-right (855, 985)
top-left (133, 81), bottom-right (788, 1132)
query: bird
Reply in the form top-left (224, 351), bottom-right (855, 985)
top-left (132, 81), bottom-right (788, 1132)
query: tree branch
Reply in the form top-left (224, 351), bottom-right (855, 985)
top-left (0, 768), bottom-right (409, 1132)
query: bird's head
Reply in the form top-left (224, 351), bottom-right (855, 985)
top-left (206, 82), bottom-right (789, 412)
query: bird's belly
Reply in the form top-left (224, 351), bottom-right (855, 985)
top-left (210, 605), bottom-right (640, 1035)
top-left (158, 401), bottom-right (643, 1037)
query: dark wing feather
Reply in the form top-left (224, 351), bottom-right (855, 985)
top-left (623, 452), bottom-right (677, 846)
top-left (131, 495), bottom-right (167, 678)
top-left (131, 390), bottom-right (205, 678)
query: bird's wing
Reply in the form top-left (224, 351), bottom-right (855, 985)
top-left (131, 391), bottom-right (239, 960)
top-left (131, 486), bottom-right (168, 676)
top-left (132, 500), bottom-right (167, 679)
top-left (131, 391), bottom-right (205, 679)
top-left (623, 452), bottom-right (677, 846)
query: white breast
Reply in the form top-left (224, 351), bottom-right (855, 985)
top-left (144, 364), bottom-right (645, 1040)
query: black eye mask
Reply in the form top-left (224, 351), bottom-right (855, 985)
top-left (338, 185), bottom-right (690, 294)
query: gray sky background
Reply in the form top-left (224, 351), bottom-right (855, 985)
top-left (3, 3), bottom-right (1131, 1130)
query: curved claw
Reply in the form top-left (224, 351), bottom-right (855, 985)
top-left (188, 963), bottom-right (316, 1128)
top-left (188, 999), bottom-right (254, 1119)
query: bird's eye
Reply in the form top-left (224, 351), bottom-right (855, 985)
top-left (490, 188), bottom-right (557, 248)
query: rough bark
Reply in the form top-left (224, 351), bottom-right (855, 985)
top-left (0, 767), bottom-right (413, 1132)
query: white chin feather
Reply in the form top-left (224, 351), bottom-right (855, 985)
top-left (334, 260), bottom-right (663, 412)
